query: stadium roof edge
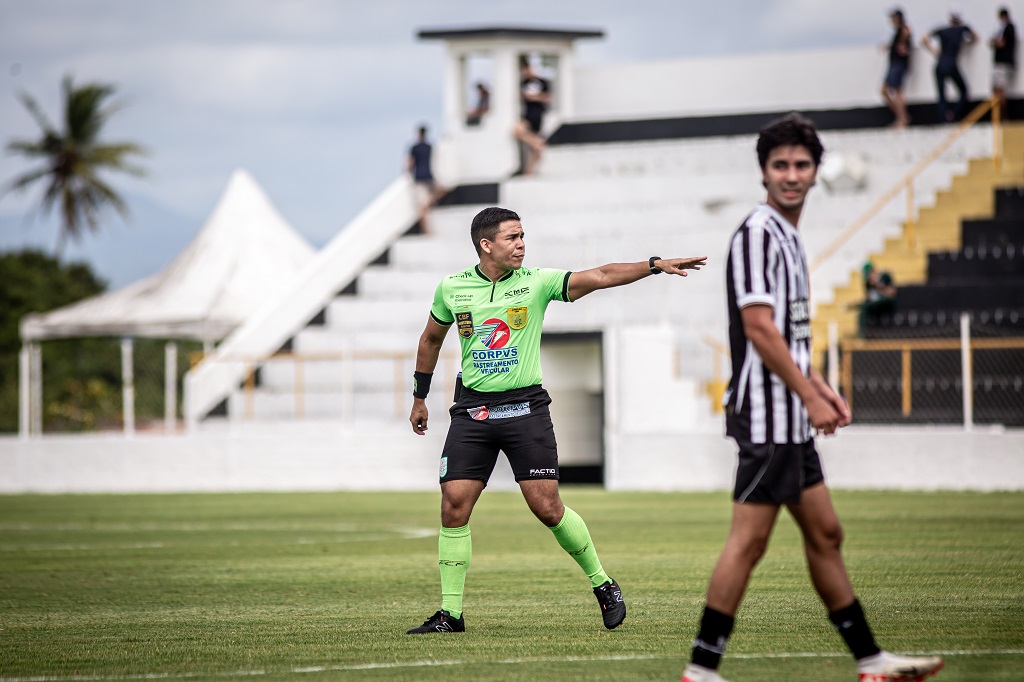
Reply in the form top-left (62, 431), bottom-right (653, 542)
top-left (417, 26), bottom-right (605, 42)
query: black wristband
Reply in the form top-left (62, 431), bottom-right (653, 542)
top-left (649, 256), bottom-right (663, 274)
top-left (413, 371), bottom-right (432, 399)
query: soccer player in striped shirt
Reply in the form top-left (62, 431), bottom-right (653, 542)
top-left (680, 114), bottom-right (943, 682)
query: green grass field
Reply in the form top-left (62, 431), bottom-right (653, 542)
top-left (1, 489), bottom-right (1022, 681)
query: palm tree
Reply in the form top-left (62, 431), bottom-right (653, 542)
top-left (4, 74), bottom-right (146, 255)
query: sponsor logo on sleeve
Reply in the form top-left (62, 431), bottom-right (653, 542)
top-left (507, 306), bottom-right (528, 330)
top-left (456, 311), bottom-right (474, 338)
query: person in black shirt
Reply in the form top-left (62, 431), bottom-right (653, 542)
top-left (514, 56), bottom-right (551, 175)
top-left (990, 7), bottom-right (1017, 119)
top-left (921, 9), bottom-right (978, 122)
top-left (881, 8), bottom-right (912, 127)
top-left (407, 125), bottom-right (445, 234)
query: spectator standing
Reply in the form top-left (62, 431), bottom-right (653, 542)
top-left (514, 56), bottom-right (551, 175)
top-left (921, 8), bottom-right (978, 122)
top-left (407, 125), bottom-right (445, 235)
top-left (990, 7), bottom-right (1017, 120)
top-left (881, 8), bottom-right (913, 128)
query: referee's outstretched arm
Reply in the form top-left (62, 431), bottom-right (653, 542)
top-left (566, 256), bottom-right (707, 301)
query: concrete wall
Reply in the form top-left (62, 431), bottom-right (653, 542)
top-left (2, 424), bottom-right (1022, 493)
top-left (606, 427), bottom-right (1024, 492)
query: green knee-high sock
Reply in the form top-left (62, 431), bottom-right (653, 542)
top-left (438, 524), bottom-right (471, 618)
top-left (549, 506), bottom-right (610, 588)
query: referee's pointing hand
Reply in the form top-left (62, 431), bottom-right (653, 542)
top-left (657, 256), bottom-right (707, 275)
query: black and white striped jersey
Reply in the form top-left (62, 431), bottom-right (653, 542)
top-left (724, 203), bottom-right (813, 444)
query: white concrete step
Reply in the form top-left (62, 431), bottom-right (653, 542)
top-left (540, 125), bottom-right (990, 179)
top-left (326, 298), bottom-right (433, 328)
top-left (227, 388), bottom-right (403, 421)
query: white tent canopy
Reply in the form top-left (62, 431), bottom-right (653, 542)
top-left (20, 169), bottom-right (316, 343)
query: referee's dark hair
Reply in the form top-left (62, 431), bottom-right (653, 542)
top-left (471, 206), bottom-right (521, 255)
top-left (756, 112), bottom-right (824, 170)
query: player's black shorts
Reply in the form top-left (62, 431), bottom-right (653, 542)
top-left (732, 437), bottom-right (824, 505)
top-left (440, 383), bottom-right (558, 484)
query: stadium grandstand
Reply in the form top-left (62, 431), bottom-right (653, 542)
top-left (8, 26), bottom-right (1024, 493)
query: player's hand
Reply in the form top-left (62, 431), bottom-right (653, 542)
top-left (809, 370), bottom-right (851, 429)
top-left (831, 392), bottom-right (852, 427)
top-left (806, 394), bottom-right (841, 436)
top-left (410, 400), bottom-right (429, 435)
top-left (657, 256), bottom-right (708, 276)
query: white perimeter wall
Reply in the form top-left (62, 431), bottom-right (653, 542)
top-left (2, 424), bottom-right (1022, 493)
top-left (573, 44), bottom-right (1016, 121)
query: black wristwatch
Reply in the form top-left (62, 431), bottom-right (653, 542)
top-left (649, 256), bottom-right (662, 274)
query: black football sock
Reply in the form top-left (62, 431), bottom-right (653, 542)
top-left (691, 605), bottom-right (735, 670)
top-left (829, 598), bottom-right (882, 661)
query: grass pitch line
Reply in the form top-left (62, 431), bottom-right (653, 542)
top-left (4, 650), bottom-right (1023, 682)
top-left (0, 526), bottom-right (435, 553)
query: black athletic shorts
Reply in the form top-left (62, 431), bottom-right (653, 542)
top-left (439, 383), bottom-right (558, 484)
top-left (524, 112), bottom-right (543, 134)
top-left (732, 438), bottom-right (824, 505)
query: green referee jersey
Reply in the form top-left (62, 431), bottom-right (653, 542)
top-left (430, 265), bottom-right (573, 392)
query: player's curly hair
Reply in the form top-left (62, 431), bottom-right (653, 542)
top-left (471, 207), bottom-right (521, 255)
top-left (756, 112), bottom-right (824, 169)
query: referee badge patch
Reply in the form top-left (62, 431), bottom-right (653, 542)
top-left (456, 311), bottom-right (474, 338)
top-left (507, 306), bottom-right (528, 330)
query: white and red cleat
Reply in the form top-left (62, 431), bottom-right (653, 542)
top-left (857, 651), bottom-right (944, 681)
top-left (681, 663), bottom-right (732, 682)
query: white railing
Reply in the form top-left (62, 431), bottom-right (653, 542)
top-left (184, 176), bottom-right (418, 429)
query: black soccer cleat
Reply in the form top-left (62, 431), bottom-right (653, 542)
top-left (593, 578), bottom-right (626, 629)
top-left (405, 609), bottom-right (465, 634)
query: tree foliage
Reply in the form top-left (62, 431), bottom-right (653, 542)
top-left (0, 250), bottom-right (201, 433)
top-left (0, 249), bottom-right (109, 432)
top-left (3, 75), bottom-right (146, 255)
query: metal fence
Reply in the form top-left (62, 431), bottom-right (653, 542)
top-left (836, 314), bottom-right (1024, 428)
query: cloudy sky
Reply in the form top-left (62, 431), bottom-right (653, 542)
top-left (0, 0), bottom-right (1009, 286)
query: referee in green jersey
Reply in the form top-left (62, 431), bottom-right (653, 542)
top-left (406, 206), bottom-right (706, 634)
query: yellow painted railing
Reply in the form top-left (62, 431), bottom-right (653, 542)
top-left (810, 98), bottom-right (1001, 271)
top-left (702, 100), bottom-right (1004, 394)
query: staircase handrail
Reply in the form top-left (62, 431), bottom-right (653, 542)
top-left (184, 175), bottom-right (418, 428)
top-left (810, 98), bottom-right (1000, 272)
